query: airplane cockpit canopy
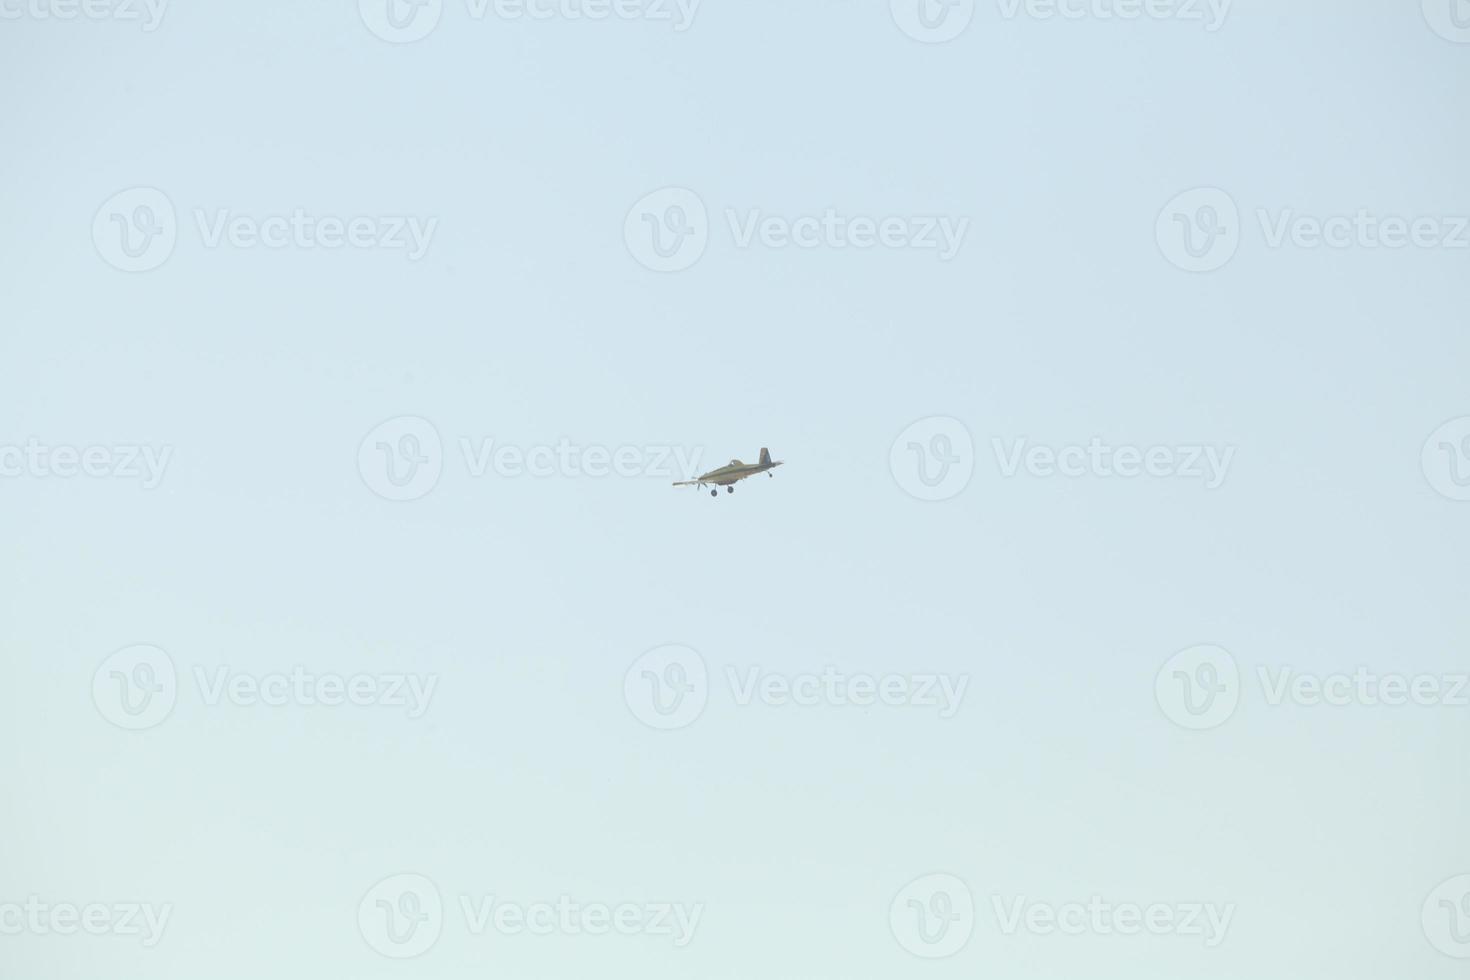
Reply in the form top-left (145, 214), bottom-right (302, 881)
top-left (729, 459), bottom-right (743, 466)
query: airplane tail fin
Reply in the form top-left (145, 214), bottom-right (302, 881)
top-left (759, 448), bottom-right (772, 466)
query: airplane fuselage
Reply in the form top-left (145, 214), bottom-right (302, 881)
top-left (698, 460), bottom-right (782, 485)
top-left (673, 448), bottom-right (784, 496)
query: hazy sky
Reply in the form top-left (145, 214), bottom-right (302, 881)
top-left (3, 2), bottom-right (1469, 978)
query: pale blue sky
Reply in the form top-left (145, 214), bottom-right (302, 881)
top-left (2, 2), bottom-right (1469, 978)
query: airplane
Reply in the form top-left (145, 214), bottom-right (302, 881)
top-left (673, 448), bottom-right (784, 497)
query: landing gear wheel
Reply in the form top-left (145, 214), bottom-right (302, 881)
top-left (710, 489), bottom-right (718, 497)
top-left (726, 486), bottom-right (734, 494)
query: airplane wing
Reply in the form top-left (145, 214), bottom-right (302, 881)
top-left (672, 480), bottom-right (702, 487)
